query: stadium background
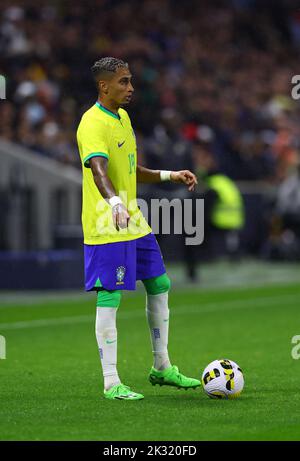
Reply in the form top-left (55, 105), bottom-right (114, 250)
top-left (1, 0), bottom-right (300, 442)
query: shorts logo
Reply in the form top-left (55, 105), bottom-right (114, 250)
top-left (116, 266), bottom-right (126, 285)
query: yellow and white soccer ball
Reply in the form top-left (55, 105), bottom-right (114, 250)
top-left (202, 359), bottom-right (244, 399)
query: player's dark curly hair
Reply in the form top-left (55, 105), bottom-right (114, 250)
top-left (91, 57), bottom-right (128, 92)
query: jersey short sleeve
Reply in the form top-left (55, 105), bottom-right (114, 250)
top-left (77, 116), bottom-right (110, 168)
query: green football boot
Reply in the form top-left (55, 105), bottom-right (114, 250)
top-left (149, 365), bottom-right (201, 390)
top-left (104, 383), bottom-right (144, 400)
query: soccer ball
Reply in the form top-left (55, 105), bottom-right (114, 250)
top-left (201, 359), bottom-right (244, 399)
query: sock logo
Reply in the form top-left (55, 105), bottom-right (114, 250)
top-left (99, 348), bottom-right (103, 359)
top-left (106, 339), bottom-right (117, 345)
top-left (153, 328), bottom-right (160, 339)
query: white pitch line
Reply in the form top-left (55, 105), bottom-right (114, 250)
top-left (0, 278), bottom-right (299, 307)
top-left (0, 293), bottom-right (298, 331)
top-left (0, 314), bottom-right (94, 330)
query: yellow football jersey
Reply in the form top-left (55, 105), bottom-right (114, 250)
top-left (77, 102), bottom-right (151, 245)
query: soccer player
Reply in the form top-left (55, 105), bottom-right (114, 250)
top-left (77, 57), bottom-right (200, 400)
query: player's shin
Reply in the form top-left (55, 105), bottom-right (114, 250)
top-left (146, 292), bottom-right (171, 371)
top-left (96, 306), bottom-right (121, 390)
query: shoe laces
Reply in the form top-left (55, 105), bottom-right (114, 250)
top-left (170, 365), bottom-right (180, 375)
top-left (117, 383), bottom-right (130, 391)
top-left (171, 365), bottom-right (186, 383)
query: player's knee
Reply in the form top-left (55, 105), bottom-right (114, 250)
top-left (96, 289), bottom-right (122, 308)
top-left (143, 273), bottom-right (171, 295)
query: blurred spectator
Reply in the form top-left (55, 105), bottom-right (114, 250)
top-left (143, 107), bottom-right (197, 280)
top-left (194, 139), bottom-right (245, 261)
top-left (0, 0), bottom-right (299, 182)
top-left (143, 108), bottom-right (194, 190)
top-left (267, 160), bottom-right (300, 260)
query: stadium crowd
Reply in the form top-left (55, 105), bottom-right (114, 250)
top-left (1, 0), bottom-right (300, 183)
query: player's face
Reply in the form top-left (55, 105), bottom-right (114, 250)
top-left (108, 67), bottom-right (134, 106)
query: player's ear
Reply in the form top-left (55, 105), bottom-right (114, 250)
top-left (99, 80), bottom-right (109, 95)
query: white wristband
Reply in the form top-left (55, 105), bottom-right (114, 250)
top-left (108, 196), bottom-right (123, 207)
top-left (160, 170), bottom-right (172, 181)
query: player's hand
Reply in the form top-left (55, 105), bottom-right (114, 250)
top-left (170, 170), bottom-right (198, 191)
top-left (112, 203), bottom-right (130, 230)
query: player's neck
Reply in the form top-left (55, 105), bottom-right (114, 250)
top-left (97, 98), bottom-right (119, 116)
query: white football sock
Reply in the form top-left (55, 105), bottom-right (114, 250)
top-left (146, 292), bottom-right (171, 371)
top-left (95, 307), bottom-right (121, 390)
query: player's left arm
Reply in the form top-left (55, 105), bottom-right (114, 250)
top-left (136, 165), bottom-right (198, 192)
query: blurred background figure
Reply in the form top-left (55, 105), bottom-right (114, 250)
top-left (143, 108), bottom-right (197, 281)
top-left (1, 0), bottom-right (300, 289)
top-left (193, 136), bottom-right (245, 262)
top-left (144, 108), bottom-right (194, 191)
top-left (267, 160), bottom-right (300, 261)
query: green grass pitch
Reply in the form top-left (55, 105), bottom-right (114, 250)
top-left (1, 282), bottom-right (300, 441)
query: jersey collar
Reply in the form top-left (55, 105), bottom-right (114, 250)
top-left (95, 101), bottom-right (120, 120)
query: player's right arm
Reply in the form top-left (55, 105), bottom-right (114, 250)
top-left (77, 115), bottom-right (129, 231)
top-left (90, 156), bottom-right (130, 230)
